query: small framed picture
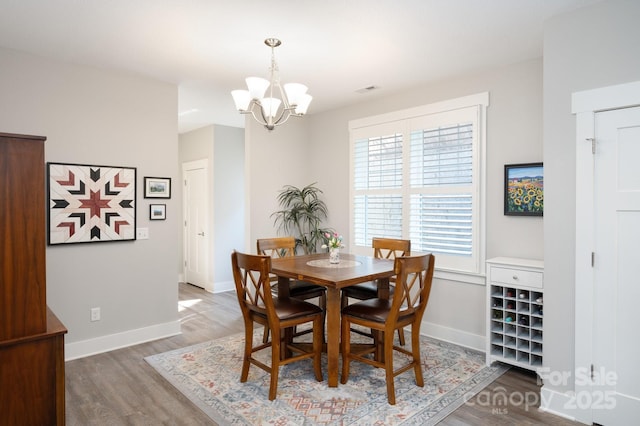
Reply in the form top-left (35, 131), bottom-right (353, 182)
top-left (504, 162), bottom-right (544, 216)
top-left (144, 177), bottom-right (171, 199)
top-left (149, 204), bottom-right (166, 220)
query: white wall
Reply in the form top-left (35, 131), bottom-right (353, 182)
top-left (213, 125), bottom-right (244, 288)
top-left (245, 116), bottom-right (312, 251)
top-left (543, 0), bottom-right (640, 401)
top-left (0, 48), bottom-right (181, 359)
top-left (247, 58), bottom-right (544, 349)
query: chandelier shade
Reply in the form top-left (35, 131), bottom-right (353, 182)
top-left (231, 38), bottom-right (312, 131)
top-left (230, 90), bottom-right (251, 111)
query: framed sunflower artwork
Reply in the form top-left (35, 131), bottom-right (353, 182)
top-left (504, 163), bottom-right (543, 216)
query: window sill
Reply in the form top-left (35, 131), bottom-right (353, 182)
top-left (434, 268), bottom-right (486, 285)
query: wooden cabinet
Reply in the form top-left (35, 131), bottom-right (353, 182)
top-left (0, 132), bottom-right (67, 425)
top-left (486, 257), bottom-right (543, 372)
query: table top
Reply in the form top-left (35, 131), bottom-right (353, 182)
top-left (271, 253), bottom-right (395, 289)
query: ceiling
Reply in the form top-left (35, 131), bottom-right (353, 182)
top-left (0, 0), bottom-right (602, 133)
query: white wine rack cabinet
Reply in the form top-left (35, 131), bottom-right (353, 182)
top-left (486, 257), bottom-right (544, 372)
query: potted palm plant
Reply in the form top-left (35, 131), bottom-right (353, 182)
top-left (271, 183), bottom-right (332, 254)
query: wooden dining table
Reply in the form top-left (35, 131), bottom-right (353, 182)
top-left (271, 252), bottom-right (395, 387)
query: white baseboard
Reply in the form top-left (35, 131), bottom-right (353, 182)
top-left (180, 279), bottom-right (234, 294)
top-left (539, 386), bottom-right (588, 424)
top-left (213, 279), bottom-right (234, 293)
top-left (421, 320), bottom-right (485, 352)
top-left (65, 320), bottom-right (181, 361)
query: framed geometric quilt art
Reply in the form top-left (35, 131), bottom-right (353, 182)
top-left (47, 162), bottom-right (137, 245)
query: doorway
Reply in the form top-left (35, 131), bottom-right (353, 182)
top-left (182, 159), bottom-right (210, 291)
top-left (591, 106), bottom-right (640, 424)
top-left (574, 81), bottom-right (640, 425)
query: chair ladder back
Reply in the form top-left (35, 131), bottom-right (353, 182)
top-left (257, 237), bottom-right (296, 258)
top-left (372, 237), bottom-right (411, 260)
top-left (257, 237), bottom-right (297, 285)
top-left (392, 254), bottom-right (435, 318)
top-left (257, 237), bottom-right (297, 258)
top-left (231, 251), bottom-right (273, 314)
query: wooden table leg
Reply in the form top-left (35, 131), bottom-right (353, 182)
top-left (325, 287), bottom-right (340, 387)
top-left (277, 276), bottom-right (291, 297)
top-left (377, 277), bottom-right (390, 299)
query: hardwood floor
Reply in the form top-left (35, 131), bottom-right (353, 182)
top-left (66, 283), bottom-right (581, 425)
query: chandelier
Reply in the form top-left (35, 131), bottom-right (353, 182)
top-left (231, 38), bottom-right (312, 131)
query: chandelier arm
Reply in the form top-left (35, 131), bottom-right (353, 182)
top-left (274, 110), bottom-right (293, 126)
top-left (258, 101), bottom-right (275, 130)
top-left (246, 103), bottom-right (268, 127)
top-left (260, 104), bottom-right (292, 130)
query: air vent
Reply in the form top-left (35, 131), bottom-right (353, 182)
top-left (355, 85), bottom-right (380, 94)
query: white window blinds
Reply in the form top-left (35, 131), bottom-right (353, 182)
top-left (350, 94), bottom-right (487, 275)
top-left (409, 122), bottom-right (474, 256)
top-left (353, 133), bottom-right (403, 246)
top-left (354, 133), bottom-right (402, 190)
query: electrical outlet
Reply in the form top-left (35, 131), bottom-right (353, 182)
top-left (90, 307), bottom-right (101, 322)
top-left (136, 227), bottom-right (149, 239)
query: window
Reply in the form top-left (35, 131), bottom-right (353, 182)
top-left (350, 93), bottom-right (488, 277)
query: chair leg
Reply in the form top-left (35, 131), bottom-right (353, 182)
top-left (263, 324), bottom-right (270, 343)
top-left (340, 316), bottom-right (351, 384)
top-left (283, 326), bottom-right (294, 359)
top-left (373, 329), bottom-right (384, 361)
top-left (241, 322), bottom-right (253, 382)
top-left (319, 293), bottom-right (327, 343)
top-left (384, 330), bottom-right (396, 405)
top-left (312, 316), bottom-right (323, 382)
top-left (412, 326), bottom-right (424, 387)
top-left (398, 327), bottom-right (406, 346)
top-left (269, 327), bottom-right (281, 400)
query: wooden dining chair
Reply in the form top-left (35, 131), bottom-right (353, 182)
top-left (340, 253), bottom-right (435, 405)
top-left (230, 250), bottom-right (324, 400)
top-left (340, 237), bottom-right (411, 345)
top-left (257, 237), bottom-right (327, 342)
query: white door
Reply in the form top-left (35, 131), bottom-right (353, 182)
top-left (183, 160), bottom-right (209, 290)
top-left (593, 106), bottom-right (640, 424)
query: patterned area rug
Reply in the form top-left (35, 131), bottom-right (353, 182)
top-left (145, 331), bottom-right (507, 425)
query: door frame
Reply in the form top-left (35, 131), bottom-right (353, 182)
top-left (182, 158), bottom-right (211, 292)
top-left (572, 80), bottom-right (640, 424)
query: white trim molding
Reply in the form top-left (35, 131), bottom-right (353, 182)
top-left (572, 81), bottom-right (640, 114)
top-left (421, 319), bottom-right (485, 352)
top-left (539, 387), bottom-right (580, 423)
top-left (212, 280), bottom-right (235, 294)
top-left (349, 92), bottom-right (490, 130)
top-left (65, 320), bottom-right (181, 361)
